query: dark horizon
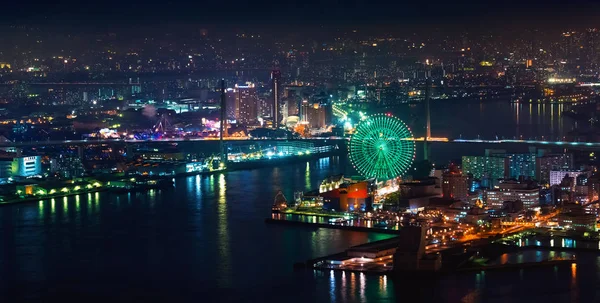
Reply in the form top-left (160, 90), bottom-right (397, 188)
top-left (3, 0), bottom-right (600, 31)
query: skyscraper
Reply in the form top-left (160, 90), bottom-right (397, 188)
top-left (442, 165), bottom-right (469, 201)
top-left (537, 154), bottom-right (574, 183)
top-left (271, 69), bottom-right (281, 128)
top-left (225, 88), bottom-right (236, 120)
top-left (462, 155), bottom-right (507, 187)
top-left (507, 153), bottom-right (536, 179)
top-left (231, 83), bottom-right (258, 125)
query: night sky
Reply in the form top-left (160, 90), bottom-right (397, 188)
top-left (3, 0), bottom-right (600, 28)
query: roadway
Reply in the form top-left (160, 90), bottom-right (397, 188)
top-left (1, 136), bottom-right (347, 147)
top-left (1, 135), bottom-right (598, 148)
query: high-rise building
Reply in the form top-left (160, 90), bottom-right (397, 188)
top-left (536, 154), bottom-right (573, 183)
top-left (462, 156), bottom-right (507, 187)
top-left (485, 180), bottom-right (540, 209)
top-left (550, 170), bottom-right (590, 186)
top-left (232, 83), bottom-right (258, 125)
top-left (442, 165), bottom-right (469, 201)
top-left (225, 88), bottom-right (237, 120)
top-left (303, 101), bottom-right (332, 129)
top-left (300, 99), bottom-right (310, 123)
top-left (507, 153), bottom-right (536, 179)
top-left (271, 69), bottom-right (281, 127)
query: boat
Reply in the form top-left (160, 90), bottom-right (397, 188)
top-left (328, 217), bottom-right (347, 224)
top-left (272, 191), bottom-right (288, 213)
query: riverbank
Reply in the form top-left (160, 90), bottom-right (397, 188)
top-left (0, 187), bottom-right (110, 206)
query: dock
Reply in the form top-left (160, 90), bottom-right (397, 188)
top-left (265, 218), bottom-right (401, 234)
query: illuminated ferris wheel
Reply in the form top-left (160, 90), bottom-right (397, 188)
top-left (349, 113), bottom-right (415, 180)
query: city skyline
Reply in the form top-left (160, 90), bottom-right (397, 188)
top-left (3, 6), bottom-right (600, 302)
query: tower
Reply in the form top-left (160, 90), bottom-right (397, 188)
top-left (424, 73), bottom-right (432, 161)
top-left (235, 82), bottom-right (258, 125)
top-left (220, 79), bottom-right (226, 162)
top-left (271, 69), bottom-right (281, 128)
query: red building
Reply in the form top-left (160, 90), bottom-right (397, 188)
top-left (320, 180), bottom-right (374, 211)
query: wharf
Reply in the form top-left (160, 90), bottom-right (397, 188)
top-left (264, 218), bottom-right (401, 234)
top-left (458, 259), bottom-right (575, 273)
top-left (279, 209), bottom-right (347, 218)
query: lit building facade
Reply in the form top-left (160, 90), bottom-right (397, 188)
top-left (486, 180), bottom-right (540, 209)
top-left (229, 83), bottom-right (258, 125)
top-left (0, 156), bottom-right (42, 178)
top-left (462, 156), bottom-right (507, 187)
top-left (536, 154), bottom-right (573, 183)
top-left (442, 166), bottom-right (468, 201)
top-left (50, 156), bottom-right (86, 179)
top-left (549, 170), bottom-right (590, 186)
top-left (304, 102), bottom-right (331, 129)
top-left (271, 69), bottom-right (281, 126)
top-left (507, 153), bottom-right (536, 179)
top-left (320, 180), bottom-right (375, 211)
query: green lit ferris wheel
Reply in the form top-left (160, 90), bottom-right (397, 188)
top-left (349, 113), bottom-right (415, 180)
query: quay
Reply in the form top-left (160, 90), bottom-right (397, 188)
top-left (265, 218), bottom-right (400, 234)
top-left (0, 187), bottom-right (110, 206)
top-left (289, 225), bottom-right (580, 276)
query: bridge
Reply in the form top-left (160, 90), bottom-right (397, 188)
top-left (0, 136), bottom-right (347, 148)
top-left (1, 136), bottom-right (599, 149)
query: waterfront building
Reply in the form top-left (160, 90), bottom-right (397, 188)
top-left (558, 205), bottom-right (597, 231)
top-left (0, 156), bottom-right (42, 179)
top-left (273, 141), bottom-right (315, 155)
top-left (320, 179), bottom-right (375, 211)
top-left (442, 165), bottom-right (469, 201)
top-left (50, 156), bottom-right (85, 179)
top-left (139, 151), bottom-right (185, 161)
top-left (320, 174), bottom-right (344, 193)
top-left (485, 180), bottom-right (540, 209)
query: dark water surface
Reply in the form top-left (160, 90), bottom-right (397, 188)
top-left (0, 100), bottom-right (597, 302)
top-left (1, 157), bottom-right (599, 302)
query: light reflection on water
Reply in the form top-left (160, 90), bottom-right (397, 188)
top-left (316, 251), bottom-right (595, 303)
top-left (0, 155), bottom-right (596, 302)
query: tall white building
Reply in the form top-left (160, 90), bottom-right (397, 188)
top-left (0, 156), bottom-right (42, 178)
top-left (549, 170), bottom-right (590, 186)
top-left (486, 180), bottom-right (539, 209)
